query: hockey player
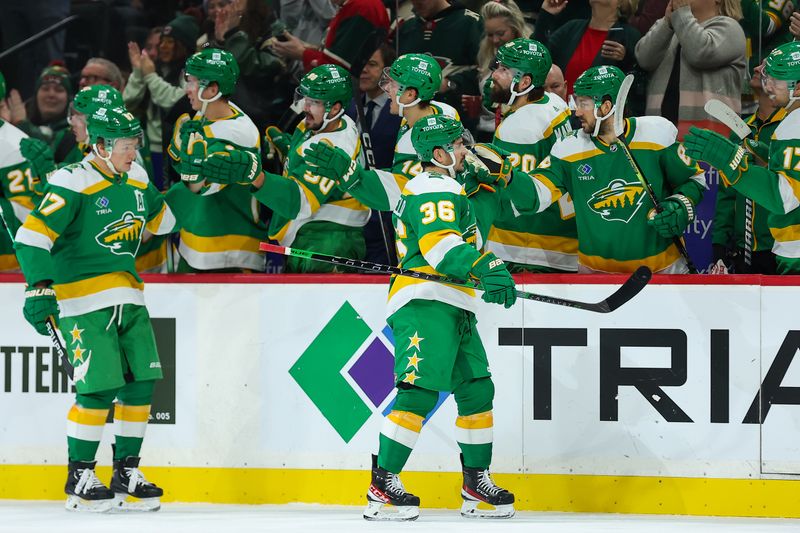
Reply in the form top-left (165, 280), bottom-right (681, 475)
top-left (0, 71), bottom-right (39, 271)
top-left (497, 65), bottom-right (706, 273)
top-left (14, 107), bottom-right (176, 512)
top-left (166, 48), bottom-right (266, 272)
top-left (684, 41), bottom-right (800, 274)
top-left (484, 38), bottom-right (576, 273)
top-left (364, 115), bottom-right (515, 521)
top-left (203, 63), bottom-right (370, 272)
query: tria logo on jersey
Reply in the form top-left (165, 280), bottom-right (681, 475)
top-left (291, 301), bottom-right (448, 442)
top-left (94, 211), bottom-right (145, 256)
top-left (587, 179), bottom-right (646, 223)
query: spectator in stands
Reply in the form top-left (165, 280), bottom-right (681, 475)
top-left (5, 64), bottom-right (71, 143)
top-left (270, 0), bottom-right (390, 73)
top-left (628, 0), bottom-right (670, 34)
top-left (534, 0), bottom-right (641, 96)
top-left (545, 64), bottom-right (568, 101)
top-left (78, 58), bottom-right (125, 91)
top-left (346, 44), bottom-right (402, 266)
top-left (198, 0), bottom-right (231, 48)
top-left (277, 0), bottom-right (337, 67)
top-left (475, 0), bottom-right (532, 140)
top-left (394, 0), bottom-right (483, 129)
top-left (634, 0), bottom-right (745, 137)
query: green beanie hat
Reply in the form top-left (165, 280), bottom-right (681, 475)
top-left (36, 64), bottom-right (72, 95)
top-left (163, 15), bottom-right (199, 53)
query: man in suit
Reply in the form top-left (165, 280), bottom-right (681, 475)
top-left (347, 44), bottom-right (403, 265)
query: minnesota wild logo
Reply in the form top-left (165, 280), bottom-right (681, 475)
top-left (95, 211), bottom-right (145, 256)
top-left (587, 179), bottom-right (646, 223)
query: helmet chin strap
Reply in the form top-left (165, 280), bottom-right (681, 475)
top-left (93, 140), bottom-right (120, 175)
top-left (396, 93), bottom-right (421, 119)
top-left (592, 101), bottom-right (616, 137)
top-left (506, 76), bottom-right (534, 106)
top-left (430, 148), bottom-right (457, 178)
top-left (315, 106), bottom-right (345, 132)
top-left (198, 83), bottom-right (223, 117)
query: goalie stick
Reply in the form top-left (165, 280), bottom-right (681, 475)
top-left (704, 98), bottom-right (754, 267)
top-left (260, 242), bottom-right (652, 313)
top-left (0, 202), bottom-right (73, 379)
top-left (613, 74), bottom-right (698, 274)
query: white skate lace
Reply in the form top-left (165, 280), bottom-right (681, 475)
top-left (477, 470), bottom-right (502, 497)
top-left (386, 473), bottom-right (408, 497)
top-left (75, 468), bottom-right (106, 495)
top-left (124, 467), bottom-right (149, 493)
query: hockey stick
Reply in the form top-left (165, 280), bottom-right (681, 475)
top-left (0, 202), bottom-right (74, 379)
top-left (348, 27), bottom-right (395, 266)
top-left (704, 99), bottom-right (754, 267)
top-left (613, 74), bottom-right (698, 274)
top-left (260, 242), bottom-right (652, 313)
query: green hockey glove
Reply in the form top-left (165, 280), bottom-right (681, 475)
top-left (265, 126), bottom-right (290, 161)
top-left (179, 132), bottom-right (208, 181)
top-left (20, 137), bottom-right (56, 193)
top-left (683, 126), bottom-right (746, 184)
top-left (202, 149), bottom-right (262, 185)
top-left (23, 286), bottom-right (59, 336)
top-left (469, 143), bottom-right (514, 188)
top-left (647, 195), bottom-right (695, 238)
top-left (469, 252), bottom-right (517, 309)
top-left (482, 77), bottom-right (494, 109)
top-left (304, 141), bottom-right (363, 191)
top-left (744, 137), bottom-right (769, 165)
top-left (459, 159), bottom-right (497, 197)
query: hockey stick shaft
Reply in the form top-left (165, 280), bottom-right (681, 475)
top-left (260, 242), bottom-right (651, 313)
top-left (614, 75), bottom-right (698, 274)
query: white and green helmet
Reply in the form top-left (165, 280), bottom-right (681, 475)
top-left (296, 64), bottom-right (353, 131)
top-left (73, 84), bottom-right (124, 116)
top-left (573, 65), bottom-right (626, 136)
top-left (764, 41), bottom-right (800, 107)
top-left (185, 48), bottom-right (239, 95)
top-left (87, 106), bottom-right (143, 173)
top-left (382, 53), bottom-right (442, 116)
top-left (495, 38), bottom-right (551, 105)
top-left (411, 114), bottom-right (464, 177)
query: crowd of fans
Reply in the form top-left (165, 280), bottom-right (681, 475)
top-left (0, 0), bottom-right (798, 275)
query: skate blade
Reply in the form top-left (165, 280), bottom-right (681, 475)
top-left (363, 500), bottom-right (419, 521)
top-left (65, 495), bottom-right (113, 513)
top-left (111, 493), bottom-right (161, 512)
top-left (460, 499), bottom-right (515, 519)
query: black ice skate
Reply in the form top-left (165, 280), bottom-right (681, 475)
top-left (64, 460), bottom-right (114, 513)
top-left (364, 455), bottom-right (420, 521)
top-left (110, 452), bottom-right (163, 512)
top-left (460, 454), bottom-right (515, 519)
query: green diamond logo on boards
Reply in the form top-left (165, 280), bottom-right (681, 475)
top-left (290, 301), bottom-right (395, 442)
top-left (587, 179), bottom-right (645, 223)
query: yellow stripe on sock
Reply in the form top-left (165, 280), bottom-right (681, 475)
top-left (386, 410), bottom-right (424, 433)
top-left (114, 404), bottom-right (151, 423)
top-left (67, 405), bottom-right (109, 426)
top-left (456, 411), bottom-right (493, 430)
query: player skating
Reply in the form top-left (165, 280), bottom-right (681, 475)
top-left (13, 107), bottom-right (177, 512)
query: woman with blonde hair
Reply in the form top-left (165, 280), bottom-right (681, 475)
top-left (474, 0), bottom-right (532, 139)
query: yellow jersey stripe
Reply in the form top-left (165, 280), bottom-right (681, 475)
top-left (54, 272), bottom-right (143, 301)
top-left (580, 245), bottom-right (681, 273)
top-left (180, 230), bottom-right (262, 253)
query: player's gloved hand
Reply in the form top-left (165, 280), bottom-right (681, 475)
top-left (683, 126), bottom-right (746, 183)
top-left (470, 252), bottom-right (517, 309)
top-left (304, 141), bottom-right (363, 191)
top-left (23, 286), bottom-right (59, 336)
top-left (20, 137), bottom-right (56, 193)
top-left (482, 77), bottom-right (494, 110)
top-left (202, 149), bottom-right (262, 185)
top-left (468, 143), bottom-right (514, 188)
top-left (179, 132), bottom-right (208, 181)
top-left (265, 126), bottom-right (290, 161)
top-left (647, 195), bottom-right (695, 238)
top-left (744, 137), bottom-right (769, 165)
top-left (459, 158), bottom-right (497, 197)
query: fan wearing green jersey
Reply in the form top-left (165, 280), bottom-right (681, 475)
top-left (685, 41), bottom-right (800, 274)
top-left (499, 65), bottom-right (706, 273)
top-left (485, 38), bottom-right (577, 273)
top-left (14, 107), bottom-right (177, 513)
top-left (360, 115), bottom-right (516, 522)
top-left (166, 48), bottom-right (266, 272)
top-left (0, 71), bottom-right (41, 272)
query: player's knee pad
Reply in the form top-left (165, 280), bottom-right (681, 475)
top-left (115, 379), bottom-right (156, 406)
top-left (454, 377), bottom-right (495, 416)
top-left (76, 388), bottom-right (118, 410)
top-left (394, 383), bottom-right (440, 419)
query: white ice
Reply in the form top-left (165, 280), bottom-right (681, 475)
top-left (1, 501), bottom-right (799, 533)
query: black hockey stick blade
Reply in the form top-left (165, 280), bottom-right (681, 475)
top-left (46, 317), bottom-right (74, 380)
top-left (260, 243), bottom-right (652, 313)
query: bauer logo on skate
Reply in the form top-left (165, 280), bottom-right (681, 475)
top-left (587, 179), bottom-right (646, 222)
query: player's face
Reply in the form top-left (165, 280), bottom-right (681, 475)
top-left (300, 96), bottom-right (326, 130)
top-left (108, 137), bottom-right (141, 173)
top-left (762, 73), bottom-right (791, 106)
top-left (573, 96), bottom-right (598, 133)
top-left (67, 106), bottom-right (88, 142)
top-left (184, 75), bottom-right (207, 111)
top-left (380, 69), bottom-right (403, 114)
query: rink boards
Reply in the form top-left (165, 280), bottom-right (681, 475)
top-left (1, 273), bottom-right (800, 517)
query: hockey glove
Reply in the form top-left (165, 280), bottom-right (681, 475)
top-left (469, 252), bottom-right (517, 309)
top-left (482, 77), bottom-right (495, 110)
top-left (23, 286), bottom-right (59, 336)
top-left (179, 133), bottom-right (208, 182)
top-left (683, 126), bottom-right (746, 184)
top-left (265, 126), bottom-right (290, 161)
top-left (469, 143), bottom-right (514, 188)
top-left (647, 195), bottom-right (695, 238)
top-left (304, 141), bottom-right (363, 191)
top-left (20, 137), bottom-right (56, 193)
top-left (744, 137), bottom-right (769, 166)
top-left (202, 149), bottom-right (262, 185)
top-left (459, 159), bottom-right (497, 197)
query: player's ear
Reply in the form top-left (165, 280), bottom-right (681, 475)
top-left (329, 101), bottom-right (343, 117)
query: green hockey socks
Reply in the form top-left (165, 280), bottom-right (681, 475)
top-left (455, 377), bottom-right (495, 470)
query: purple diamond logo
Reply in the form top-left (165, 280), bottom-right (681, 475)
top-left (348, 337), bottom-right (394, 407)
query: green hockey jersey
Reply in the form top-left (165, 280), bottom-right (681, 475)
top-left (14, 159), bottom-right (177, 317)
top-left (166, 103), bottom-right (267, 271)
top-left (0, 120), bottom-right (39, 271)
top-left (488, 94), bottom-right (577, 272)
top-left (504, 116), bottom-right (706, 273)
top-left (387, 170), bottom-right (483, 317)
top-left (255, 114), bottom-right (370, 246)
